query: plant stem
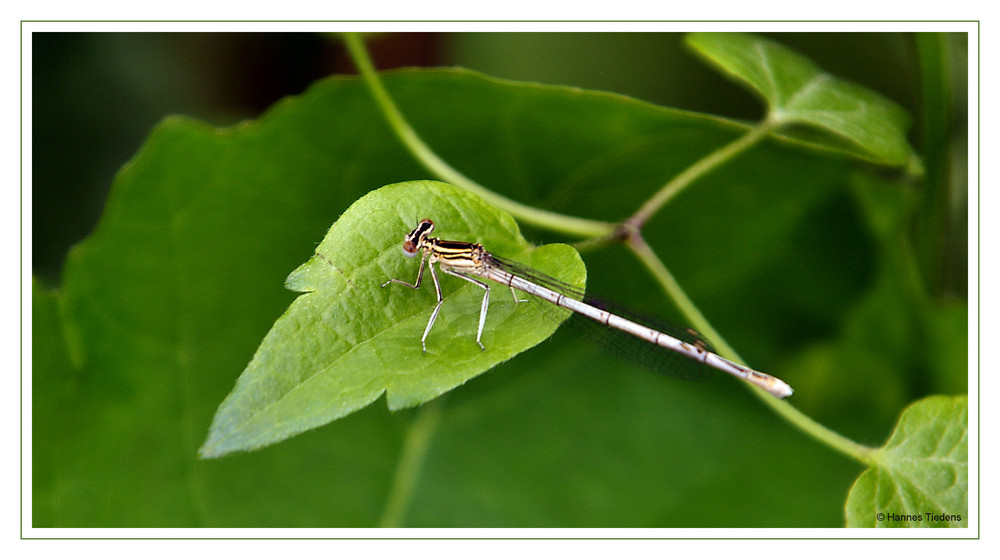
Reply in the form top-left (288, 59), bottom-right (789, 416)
top-left (343, 32), bottom-right (615, 239)
top-left (768, 396), bottom-right (877, 464)
top-left (627, 234), bottom-right (875, 465)
top-left (346, 31), bottom-right (875, 467)
top-left (626, 120), bottom-right (775, 230)
top-left (378, 397), bottom-right (445, 528)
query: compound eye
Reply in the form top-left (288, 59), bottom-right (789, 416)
top-left (402, 240), bottom-right (419, 257)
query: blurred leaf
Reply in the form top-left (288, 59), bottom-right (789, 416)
top-left (780, 174), bottom-right (968, 438)
top-left (40, 64), bottom-right (915, 527)
top-left (913, 33), bottom-right (964, 296)
top-left (686, 32), bottom-right (913, 165)
top-left (32, 279), bottom-right (76, 527)
top-left (845, 395), bottom-right (967, 528)
top-left (200, 181), bottom-right (584, 458)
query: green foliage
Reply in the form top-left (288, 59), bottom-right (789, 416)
top-left (845, 396), bottom-right (968, 528)
top-left (200, 181), bottom-right (584, 458)
top-left (32, 279), bottom-right (76, 526)
top-left (32, 33), bottom-right (966, 528)
top-left (686, 32), bottom-right (913, 164)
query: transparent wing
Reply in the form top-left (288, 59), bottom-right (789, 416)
top-left (489, 254), bottom-right (713, 381)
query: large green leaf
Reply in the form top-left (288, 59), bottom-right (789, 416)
top-left (37, 55), bottom-right (931, 527)
top-left (200, 181), bottom-right (584, 457)
top-left (31, 279), bottom-right (76, 527)
top-left (845, 395), bottom-right (968, 528)
top-left (686, 32), bottom-right (913, 165)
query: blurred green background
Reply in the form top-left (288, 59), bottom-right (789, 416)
top-left (31, 31), bottom-right (969, 528)
top-left (32, 32), bottom-right (968, 294)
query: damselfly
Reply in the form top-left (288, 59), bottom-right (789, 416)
top-left (382, 219), bottom-right (793, 399)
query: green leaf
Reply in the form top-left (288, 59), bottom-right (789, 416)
top-left (32, 278), bottom-right (76, 527)
top-left (199, 181), bottom-right (585, 458)
top-left (845, 395), bottom-right (968, 528)
top-left (686, 32), bottom-right (913, 165)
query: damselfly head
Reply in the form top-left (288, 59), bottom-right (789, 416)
top-left (402, 219), bottom-right (435, 258)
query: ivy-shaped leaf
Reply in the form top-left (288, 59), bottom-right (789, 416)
top-left (199, 181), bottom-right (586, 458)
top-left (686, 32), bottom-right (913, 165)
top-left (845, 395), bottom-right (968, 527)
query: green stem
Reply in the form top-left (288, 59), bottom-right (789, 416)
top-left (626, 120), bottom-right (775, 229)
top-left (345, 32), bottom-right (874, 466)
top-left (378, 397), bottom-right (445, 528)
top-left (343, 32), bottom-right (615, 239)
top-left (627, 235), bottom-right (875, 464)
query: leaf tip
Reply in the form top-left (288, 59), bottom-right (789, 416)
top-left (196, 436), bottom-right (226, 460)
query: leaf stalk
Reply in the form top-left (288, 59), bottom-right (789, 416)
top-left (346, 32), bottom-right (877, 471)
top-left (343, 32), bottom-right (615, 239)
